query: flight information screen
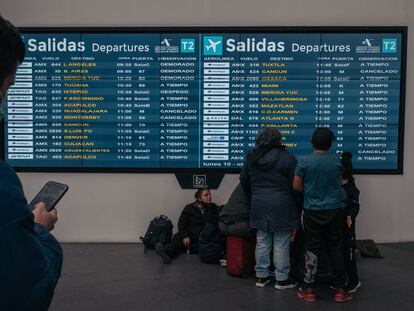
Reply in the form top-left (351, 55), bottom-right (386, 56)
top-left (2, 27), bottom-right (406, 173)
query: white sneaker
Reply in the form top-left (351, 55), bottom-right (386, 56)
top-left (255, 277), bottom-right (271, 288)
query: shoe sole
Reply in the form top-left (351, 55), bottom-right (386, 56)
top-left (275, 283), bottom-right (297, 290)
top-left (255, 280), bottom-right (270, 288)
top-left (297, 292), bottom-right (316, 302)
top-left (348, 282), bottom-right (361, 294)
top-left (335, 296), bottom-right (352, 303)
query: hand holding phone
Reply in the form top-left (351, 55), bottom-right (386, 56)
top-left (32, 202), bottom-right (58, 231)
top-left (28, 181), bottom-right (68, 211)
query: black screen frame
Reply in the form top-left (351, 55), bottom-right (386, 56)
top-left (1, 26), bottom-right (407, 175)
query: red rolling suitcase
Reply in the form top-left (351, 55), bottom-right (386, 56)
top-left (226, 236), bottom-right (256, 278)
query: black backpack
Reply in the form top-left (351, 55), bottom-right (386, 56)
top-left (140, 215), bottom-right (173, 253)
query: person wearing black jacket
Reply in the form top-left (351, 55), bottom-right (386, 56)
top-left (0, 15), bottom-right (63, 311)
top-left (340, 152), bottom-right (361, 293)
top-left (155, 187), bottom-right (219, 264)
top-left (240, 128), bottom-right (300, 289)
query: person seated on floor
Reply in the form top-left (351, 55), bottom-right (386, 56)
top-left (155, 187), bottom-right (219, 264)
top-left (198, 205), bottom-right (226, 266)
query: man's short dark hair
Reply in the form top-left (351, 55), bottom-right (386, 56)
top-left (194, 187), bottom-right (210, 201)
top-left (311, 127), bottom-right (335, 150)
top-left (255, 127), bottom-right (282, 147)
top-left (0, 15), bottom-right (25, 85)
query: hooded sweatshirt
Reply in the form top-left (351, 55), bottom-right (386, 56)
top-left (240, 145), bottom-right (300, 232)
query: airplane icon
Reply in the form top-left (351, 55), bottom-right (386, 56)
top-left (362, 38), bottom-right (373, 46)
top-left (161, 39), bottom-right (172, 46)
top-left (205, 39), bottom-right (221, 53)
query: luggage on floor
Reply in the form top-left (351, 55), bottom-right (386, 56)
top-left (139, 215), bottom-right (173, 253)
top-left (226, 236), bottom-right (256, 278)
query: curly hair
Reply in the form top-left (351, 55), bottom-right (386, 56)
top-left (255, 127), bottom-right (282, 147)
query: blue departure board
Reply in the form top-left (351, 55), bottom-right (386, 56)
top-left (2, 27), bottom-right (407, 173)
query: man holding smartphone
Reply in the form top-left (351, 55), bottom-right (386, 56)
top-left (0, 15), bottom-right (63, 311)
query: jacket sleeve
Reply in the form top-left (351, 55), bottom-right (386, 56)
top-left (0, 162), bottom-right (62, 310)
top-left (24, 224), bottom-right (63, 311)
top-left (286, 155), bottom-right (303, 213)
top-left (286, 154), bottom-right (297, 183)
top-left (346, 184), bottom-right (360, 219)
top-left (177, 204), bottom-right (192, 238)
top-left (239, 157), bottom-right (251, 197)
top-left (34, 224), bottom-right (63, 284)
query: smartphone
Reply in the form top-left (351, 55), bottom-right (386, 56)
top-left (28, 181), bottom-right (69, 211)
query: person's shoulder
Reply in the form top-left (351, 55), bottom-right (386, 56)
top-left (300, 152), bottom-right (314, 159)
top-left (0, 161), bottom-right (20, 187)
top-left (0, 160), bottom-right (15, 174)
top-left (278, 149), bottom-right (297, 167)
top-left (296, 153), bottom-right (313, 164)
top-left (327, 152), bottom-right (341, 159)
top-left (184, 202), bottom-right (195, 208)
top-left (244, 148), bottom-right (255, 163)
top-left (0, 161), bottom-right (29, 225)
top-left (183, 202), bottom-right (197, 211)
top-left (280, 148), bottom-right (297, 160)
top-left (327, 152), bottom-right (342, 164)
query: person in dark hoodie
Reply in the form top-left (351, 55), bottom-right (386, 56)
top-left (155, 187), bottom-right (219, 264)
top-left (340, 151), bottom-right (361, 293)
top-left (0, 15), bottom-right (63, 311)
top-left (240, 127), bottom-right (299, 289)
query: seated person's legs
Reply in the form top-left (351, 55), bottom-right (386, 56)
top-left (155, 233), bottom-right (185, 263)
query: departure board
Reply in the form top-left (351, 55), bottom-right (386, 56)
top-left (2, 27), bottom-right (406, 173)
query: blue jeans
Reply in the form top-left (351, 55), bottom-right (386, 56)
top-left (255, 230), bottom-right (291, 281)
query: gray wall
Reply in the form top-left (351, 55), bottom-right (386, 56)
top-left (1, 0), bottom-right (412, 242)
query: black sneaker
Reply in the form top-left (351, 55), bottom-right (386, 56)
top-left (275, 278), bottom-right (297, 289)
top-left (348, 281), bottom-right (361, 293)
top-left (255, 277), bottom-right (271, 288)
top-left (155, 242), bottom-right (172, 264)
